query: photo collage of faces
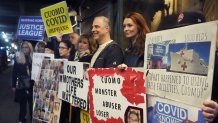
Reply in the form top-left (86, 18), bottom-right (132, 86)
top-left (32, 59), bottom-right (64, 123)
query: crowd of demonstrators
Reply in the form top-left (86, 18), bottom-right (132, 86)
top-left (90, 16), bottom-right (124, 68)
top-left (10, 12), bottom-right (218, 123)
top-left (12, 41), bottom-right (34, 123)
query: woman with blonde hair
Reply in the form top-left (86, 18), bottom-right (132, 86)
top-left (12, 41), bottom-right (34, 123)
top-left (74, 33), bottom-right (97, 62)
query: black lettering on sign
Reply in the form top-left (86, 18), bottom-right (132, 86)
top-left (95, 110), bottom-right (109, 118)
top-left (44, 7), bottom-right (64, 18)
top-left (67, 65), bottom-right (76, 74)
top-left (101, 76), bottom-right (121, 84)
top-left (62, 91), bottom-right (70, 102)
top-left (71, 95), bottom-right (87, 109)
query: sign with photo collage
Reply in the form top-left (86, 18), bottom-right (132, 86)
top-left (32, 59), bottom-right (65, 123)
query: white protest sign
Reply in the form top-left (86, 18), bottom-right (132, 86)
top-left (31, 53), bottom-right (54, 81)
top-left (145, 21), bottom-right (218, 107)
top-left (88, 68), bottom-right (147, 123)
top-left (58, 61), bottom-right (89, 111)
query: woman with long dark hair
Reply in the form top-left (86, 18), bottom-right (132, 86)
top-left (118, 12), bottom-right (150, 68)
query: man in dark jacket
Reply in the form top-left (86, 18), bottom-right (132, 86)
top-left (90, 16), bottom-right (124, 68)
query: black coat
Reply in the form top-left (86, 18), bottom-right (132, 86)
top-left (92, 41), bottom-right (124, 68)
top-left (211, 50), bottom-right (218, 123)
top-left (124, 47), bottom-right (144, 67)
top-left (12, 56), bottom-right (32, 88)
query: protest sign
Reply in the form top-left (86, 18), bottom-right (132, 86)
top-left (16, 16), bottom-right (45, 41)
top-left (58, 61), bottom-right (90, 111)
top-left (31, 53), bottom-right (54, 81)
top-left (145, 21), bottom-right (218, 107)
top-left (33, 59), bottom-right (63, 123)
top-left (88, 68), bottom-right (147, 123)
top-left (147, 95), bottom-right (206, 123)
top-left (81, 110), bottom-right (90, 123)
top-left (41, 1), bottom-right (73, 37)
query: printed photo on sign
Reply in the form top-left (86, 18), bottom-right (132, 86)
top-left (31, 53), bottom-right (54, 82)
top-left (145, 21), bottom-right (217, 107)
top-left (124, 106), bottom-right (143, 123)
top-left (167, 42), bottom-right (210, 76)
top-left (88, 68), bottom-right (147, 123)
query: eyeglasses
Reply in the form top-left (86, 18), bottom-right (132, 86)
top-left (58, 47), bottom-right (68, 50)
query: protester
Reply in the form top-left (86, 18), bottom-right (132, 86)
top-left (118, 12), bottom-right (150, 69)
top-left (58, 40), bottom-right (74, 61)
top-left (57, 39), bottom-right (74, 123)
top-left (69, 32), bottom-right (79, 50)
top-left (74, 33), bottom-right (97, 62)
top-left (90, 16), bottom-right (124, 68)
top-left (45, 41), bottom-right (55, 54)
top-left (35, 41), bottom-right (46, 53)
top-left (12, 41), bottom-right (34, 123)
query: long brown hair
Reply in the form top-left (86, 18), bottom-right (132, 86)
top-left (78, 34), bottom-right (97, 54)
top-left (124, 12), bottom-right (150, 55)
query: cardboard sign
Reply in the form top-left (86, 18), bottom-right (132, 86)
top-left (32, 59), bottom-right (63, 123)
top-left (81, 110), bottom-right (90, 123)
top-left (31, 53), bottom-right (54, 81)
top-left (88, 68), bottom-right (147, 123)
top-left (145, 21), bottom-right (218, 107)
top-left (147, 95), bottom-right (206, 123)
top-left (16, 16), bottom-right (45, 41)
top-left (58, 61), bottom-right (90, 111)
top-left (41, 1), bottom-right (73, 37)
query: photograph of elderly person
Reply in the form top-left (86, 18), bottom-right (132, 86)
top-left (128, 110), bottom-right (140, 123)
top-left (12, 41), bottom-right (34, 123)
top-left (74, 33), bottom-right (97, 62)
top-left (118, 12), bottom-right (150, 70)
top-left (125, 107), bottom-right (143, 123)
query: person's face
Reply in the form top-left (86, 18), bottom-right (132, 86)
top-left (45, 48), bottom-right (53, 54)
top-left (69, 33), bottom-right (79, 45)
top-left (22, 44), bottom-right (30, 55)
top-left (38, 46), bottom-right (45, 53)
top-left (78, 38), bottom-right (89, 52)
top-left (128, 113), bottom-right (139, 123)
top-left (92, 18), bottom-right (109, 42)
top-left (123, 18), bottom-right (138, 39)
top-left (58, 42), bottom-right (70, 58)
